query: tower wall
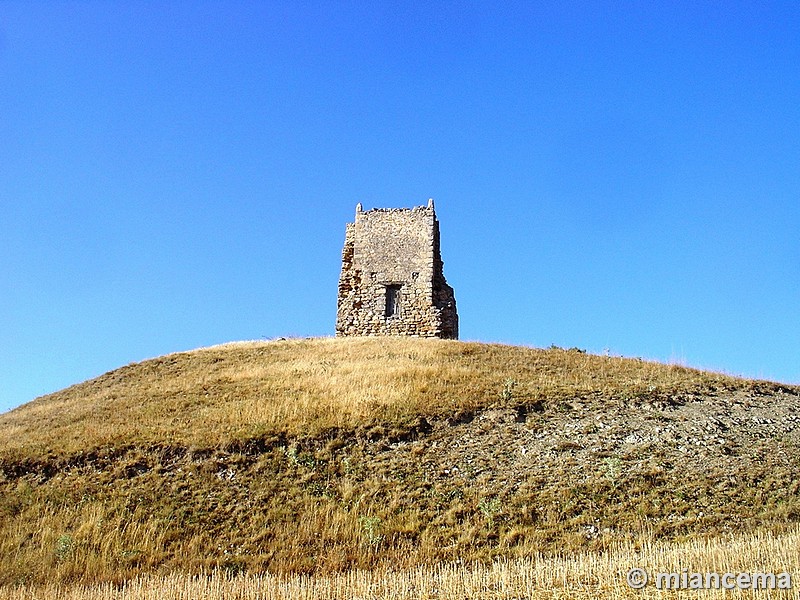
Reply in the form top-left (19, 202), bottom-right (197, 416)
top-left (336, 202), bottom-right (458, 338)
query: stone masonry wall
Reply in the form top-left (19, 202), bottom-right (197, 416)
top-left (336, 200), bottom-right (458, 338)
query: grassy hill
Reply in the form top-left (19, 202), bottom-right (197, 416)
top-left (1, 337), bottom-right (799, 586)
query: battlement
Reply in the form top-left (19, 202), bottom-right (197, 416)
top-left (336, 200), bottom-right (458, 338)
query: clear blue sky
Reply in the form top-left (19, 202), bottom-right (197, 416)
top-left (2, 2), bottom-right (798, 413)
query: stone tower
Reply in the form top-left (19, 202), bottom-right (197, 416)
top-left (336, 199), bottom-right (458, 338)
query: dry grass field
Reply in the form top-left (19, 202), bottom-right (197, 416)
top-left (0, 337), bottom-right (756, 457)
top-left (2, 528), bottom-right (798, 599)
top-left (1, 337), bottom-right (798, 594)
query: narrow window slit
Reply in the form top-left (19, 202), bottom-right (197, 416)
top-left (385, 284), bottom-right (401, 317)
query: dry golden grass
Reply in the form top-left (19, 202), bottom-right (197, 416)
top-left (1, 337), bottom-right (797, 589)
top-left (1, 526), bottom-right (797, 599)
top-left (0, 337), bottom-right (758, 458)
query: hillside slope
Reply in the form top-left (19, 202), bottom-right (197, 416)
top-left (1, 337), bottom-right (799, 585)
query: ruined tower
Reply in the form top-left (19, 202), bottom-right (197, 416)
top-left (336, 199), bottom-right (458, 338)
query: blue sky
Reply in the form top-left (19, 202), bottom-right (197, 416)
top-left (1, 2), bottom-right (798, 413)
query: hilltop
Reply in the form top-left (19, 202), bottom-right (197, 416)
top-left (1, 337), bottom-right (799, 586)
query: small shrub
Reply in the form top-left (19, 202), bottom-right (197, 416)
top-left (54, 534), bottom-right (74, 563)
top-left (603, 457), bottom-right (623, 485)
top-left (501, 379), bottom-right (517, 402)
top-left (359, 516), bottom-right (384, 548)
top-left (478, 497), bottom-right (502, 528)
